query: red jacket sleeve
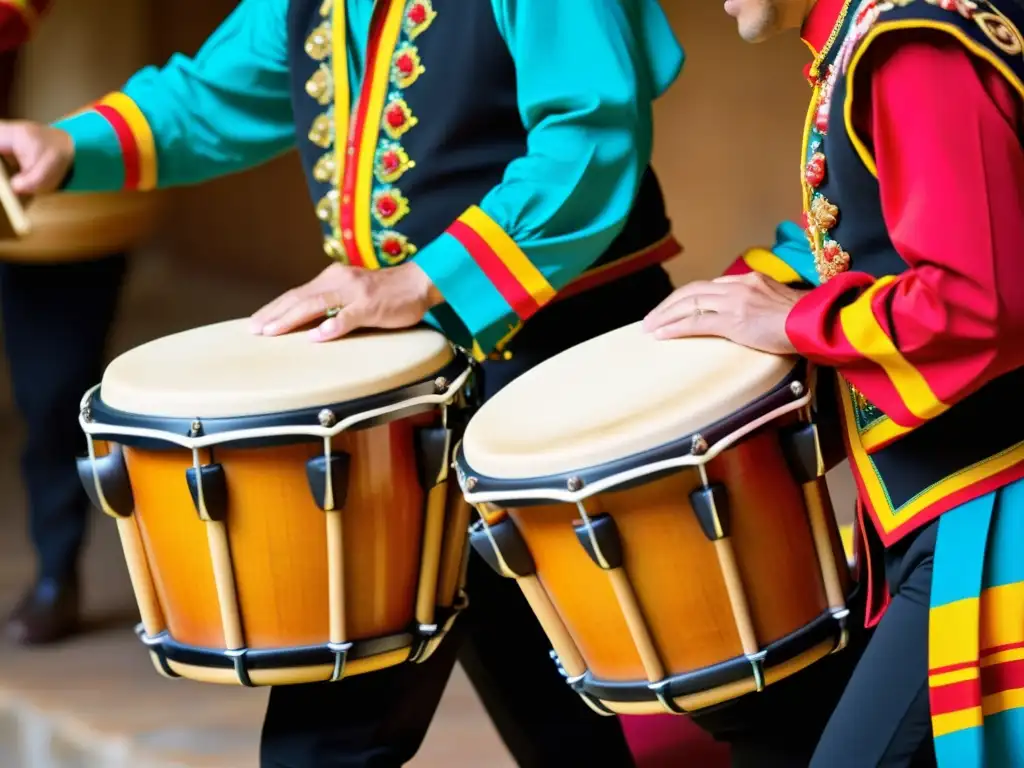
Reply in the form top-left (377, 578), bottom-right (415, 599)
top-left (785, 31), bottom-right (1024, 429)
top-left (0, 1), bottom-right (51, 52)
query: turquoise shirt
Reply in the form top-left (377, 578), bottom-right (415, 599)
top-left (55, 0), bottom-right (685, 357)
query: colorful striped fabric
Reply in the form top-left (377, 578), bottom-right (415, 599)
top-left (929, 477), bottom-right (1024, 766)
top-left (89, 93), bottom-right (158, 191)
top-left (448, 205), bottom-right (557, 324)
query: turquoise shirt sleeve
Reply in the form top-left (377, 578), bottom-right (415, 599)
top-left (53, 0), bottom-right (295, 192)
top-left (772, 220), bottom-right (820, 286)
top-left (415, 0), bottom-right (685, 358)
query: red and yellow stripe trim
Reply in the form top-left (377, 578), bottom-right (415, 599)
top-left (347, 0), bottom-right (406, 269)
top-left (837, 275), bottom-right (949, 424)
top-left (448, 206), bottom-right (557, 322)
top-left (840, 381), bottom-right (1024, 544)
top-left (929, 582), bottom-right (1024, 737)
top-left (91, 93), bottom-right (157, 191)
top-left (734, 246), bottom-right (804, 285)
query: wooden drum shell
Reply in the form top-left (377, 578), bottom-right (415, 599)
top-left (486, 427), bottom-right (851, 714)
top-left (99, 418), bottom-right (470, 687)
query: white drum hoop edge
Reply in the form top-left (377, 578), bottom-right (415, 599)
top-left (78, 364), bottom-right (474, 449)
top-left (459, 387), bottom-right (813, 507)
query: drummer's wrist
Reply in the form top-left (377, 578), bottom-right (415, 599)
top-left (400, 261), bottom-right (444, 309)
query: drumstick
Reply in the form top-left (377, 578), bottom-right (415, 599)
top-left (0, 160), bottom-right (30, 238)
top-left (607, 568), bottom-right (666, 684)
top-left (802, 481), bottom-right (848, 613)
top-left (713, 538), bottom-right (760, 658)
top-left (517, 575), bottom-right (587, 679)
top-left (415, 482), bottom-right (448, 627)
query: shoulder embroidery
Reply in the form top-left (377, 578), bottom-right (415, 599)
top-left (837, 0), bottom-right (1024, 74)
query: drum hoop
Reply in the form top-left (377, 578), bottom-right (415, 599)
top-left (457, 361), bottom-right (812, 507)
top-left (79, 350), bottom-right (474, 450)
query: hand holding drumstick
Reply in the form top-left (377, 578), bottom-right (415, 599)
top-left (0, 120), bottom-right (74, 195)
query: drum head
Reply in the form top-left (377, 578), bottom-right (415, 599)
top-left (100, 320), bottom-right (454, 418)
top-left (462, 323), bottom-right (796, 480)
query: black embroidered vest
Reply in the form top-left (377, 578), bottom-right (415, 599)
top-left (808, 0), bottom-right (1024, 543)
top-left (285, 0), bottom-right (674, 275)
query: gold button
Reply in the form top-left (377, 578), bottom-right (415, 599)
top-left (342, 194), bottom-right (351, 204)
top-left (305, 66), bottom-right (332, 106)
top-left (346, 146), bottom-right (355, 156)
top-left (323, 237), bottom-right (344, 259)
top-left (342, 229), bottom-right (353, 240)
top-left (315, 190), bottom-right (339, 226)
top-left (308, 113), bottom-right (334, 148)
top-left (313, 153), bottom-right (337, 184)
top-left (305, 23), bottom-right (331, 61)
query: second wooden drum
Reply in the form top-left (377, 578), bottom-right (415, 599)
top-left (457, 322), bottom-right (853, 715)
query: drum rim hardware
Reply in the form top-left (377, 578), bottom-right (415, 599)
top-left (78, 349), bottom-right (473, 450)
top-left (456, 363), bottom-right (812, 507)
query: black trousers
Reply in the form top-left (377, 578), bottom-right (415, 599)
top-left (687, 580), bottom-right (872, 767)
top-left (808, 521), bottom-right (938, 768)
top-left (0, 255), bottom-right (128, 581)
top-left (261, 267), bottom-right (675, 768)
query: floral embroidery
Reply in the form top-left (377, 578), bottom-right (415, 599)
top-left (391, 42), bottom-right (425, 89)
top-left (374, 230), bottom-right (419, 264)
top-left (805, 152), bottom-right (826, 188)
top-left (924, 0), bottom-right (977, 19)
top-left (374, 141), bottom-right (416, 184)
top-left (404, 0), bottom-right (437, 39)
top-left (372, 188), bottom-right (410, 228)
top-left (382, 96), bottom-right (418, 140)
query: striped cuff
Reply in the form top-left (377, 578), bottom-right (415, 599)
top-left (735, 247), bottom-right (804, 284)
top-left (415, 206), bottom-right (556, 359)
top-left (54, 93), bottom-right (157, 192)
top-left (786, 275), bottom-right (949, 428)
top-left (0, 0), bottom-right (47, 51)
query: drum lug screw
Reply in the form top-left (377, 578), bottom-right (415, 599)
top-left (790, 381), bottom-right (805, 397)
top-left (465, 476), bottom-right (478, 491)
top-left (434, 377), bottom-right (448, 393)
top-left (567, 476), bottom-right (584, 492)
top-left (318, 408), bottom-right (336, 428)
top-left (81, 406), bottom-right (92, 423)
top-left (691, 434), bottom-right (709, 456)
top-left (189, 419), bottom-right (203, 437)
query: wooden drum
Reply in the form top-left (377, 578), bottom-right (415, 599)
top-left (456, 323), bottom-right (853, 715)
top-left (76, 321), bottom-right (477, 686)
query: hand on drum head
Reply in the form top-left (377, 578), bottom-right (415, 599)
top-left (0, 121), bottom-right (74, 195)
top-left (641, 271), bottom-right (808, 355)
top-left (250, 261), bottom-right (444, 341)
